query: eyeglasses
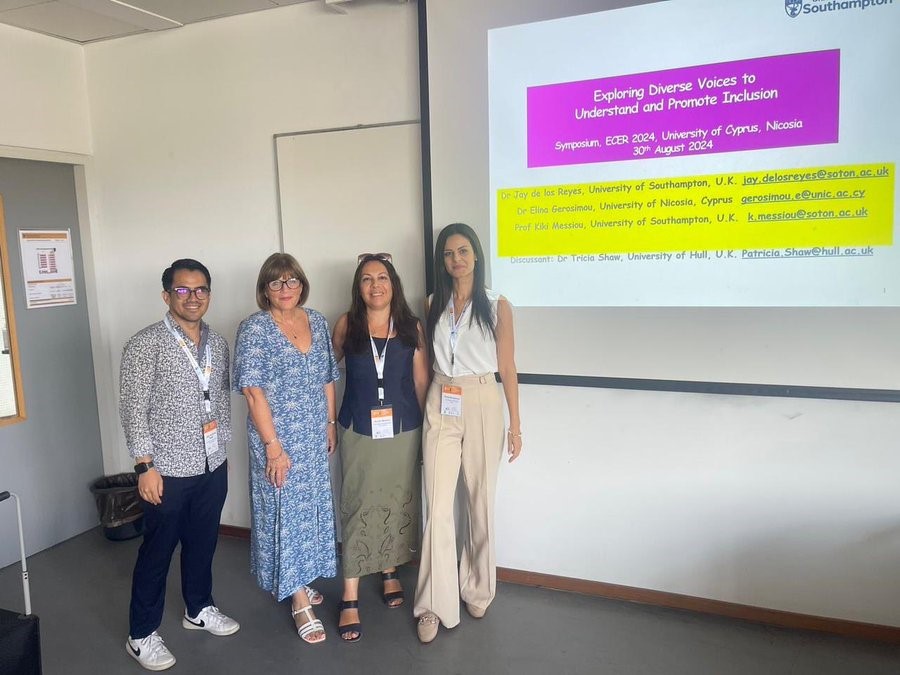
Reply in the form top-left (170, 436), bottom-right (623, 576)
top-left (267, 278), bottom-right (302, 291)
top-left (357, 252), bottom-right (393, 264)
top-left (169, 286), bottom-right (210, 300)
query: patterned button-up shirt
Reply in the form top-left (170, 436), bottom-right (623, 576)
top-left (119, 312), bottom-right (232, 477)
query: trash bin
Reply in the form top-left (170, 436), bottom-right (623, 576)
top-left (90, 473), bottom-right (144, 541)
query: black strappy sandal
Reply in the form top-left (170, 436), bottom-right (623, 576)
top-left (381, 571), bottom-right (405, 608)
top-left (337, 599), bottom-right (362, 643)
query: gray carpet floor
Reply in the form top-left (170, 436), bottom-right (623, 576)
top-left (1, 529), bottom-right (899, 674)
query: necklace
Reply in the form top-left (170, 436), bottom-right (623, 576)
top-left (272, 312), bottom-right (300, 340)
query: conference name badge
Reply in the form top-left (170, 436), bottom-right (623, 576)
top-left (202, 420), bottom-right (219, 457)
top-left (371, 405), bottom-right (395, 439)
top-left (440, 385), bottom-right (463, 417)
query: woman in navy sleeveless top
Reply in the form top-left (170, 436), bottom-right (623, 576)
top-left (331, 254), bottom-right (429, 642)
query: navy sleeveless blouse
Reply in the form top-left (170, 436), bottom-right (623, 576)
top-left (338, 337), bottom-right (422, 436)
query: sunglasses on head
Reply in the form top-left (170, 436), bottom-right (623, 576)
top-left (357, 252), bottom-right (393, 264)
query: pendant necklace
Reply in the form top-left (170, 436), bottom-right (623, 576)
top-left (273, 313), bottom-right (299, 339)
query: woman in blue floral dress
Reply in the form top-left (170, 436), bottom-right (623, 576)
top-left (234, 253), bottom-right (339, 644)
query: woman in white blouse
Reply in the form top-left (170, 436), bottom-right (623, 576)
top-left (413, 222), bottom-right (522, 643)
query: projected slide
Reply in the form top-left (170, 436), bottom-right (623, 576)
top-left (489, 0), bottom-right (899, 306)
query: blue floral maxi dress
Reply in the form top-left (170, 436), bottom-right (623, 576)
top-left (233, 309), bottom-right (340, 601)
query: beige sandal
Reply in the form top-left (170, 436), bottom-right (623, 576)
top-left (417, 612), bottom-right (439, 643)
top-left (292, 605), bottom-right (326, 644)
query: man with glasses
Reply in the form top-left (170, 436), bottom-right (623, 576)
top-left (120, 258), bottom-right (238, 671)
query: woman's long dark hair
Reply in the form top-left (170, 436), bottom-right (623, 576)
top-left (426, 223), bottom-right (496, 353)
top-left (344, 255), bottom-right (421, 354)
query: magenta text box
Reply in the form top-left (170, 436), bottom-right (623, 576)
top-left (526, 50), bottom-right (840, 167)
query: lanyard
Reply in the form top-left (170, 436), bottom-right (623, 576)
top-left (448, 298), bottom-right (470, 374)
top-left (163, 315), bottom-right (212, 413)
top-left (369, 318), bottom-right (393, 404)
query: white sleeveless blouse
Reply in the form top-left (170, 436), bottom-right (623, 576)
top-left (432, 289), bottom-right (500, 377)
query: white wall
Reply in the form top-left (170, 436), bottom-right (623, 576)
top-left (497, 387), bottom-right (900, 626)
top-left (82, 1), bottom-right (420, 528)
top-left (0, 23), bottom-right (91, 155)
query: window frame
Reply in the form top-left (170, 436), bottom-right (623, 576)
top-left (0, 194), bottom-right (27, 426)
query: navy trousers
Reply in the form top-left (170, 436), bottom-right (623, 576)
top-left (129, 462), bottom-right (227, 639)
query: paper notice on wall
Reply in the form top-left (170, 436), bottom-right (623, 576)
top-left (19, 229), bottom-right (77, 309)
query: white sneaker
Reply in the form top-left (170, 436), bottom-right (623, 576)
top-left (126, 632), bottom-right (176, 671)
top-left (182, 605), bottom-right (240, 636)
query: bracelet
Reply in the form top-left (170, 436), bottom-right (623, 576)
top-left (263, 437), bottom-right (279, 447)
top-left (266, 448), bottom-right (284, 462)
top-left (508, 430), bottom-right (522, 437)
top-left (327, 420), bottom-right (336, 425)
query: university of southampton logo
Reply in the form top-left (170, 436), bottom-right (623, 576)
top-left (785, 0), bottom-right (802, 17)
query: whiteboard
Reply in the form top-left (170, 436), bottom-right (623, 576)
top-left (276, 122), bottom-right (425, 325)
top-left (276, 122), bottom-right (426, 541)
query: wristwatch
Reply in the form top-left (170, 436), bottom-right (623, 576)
top-left (134, 460), bottom-right (155, 474)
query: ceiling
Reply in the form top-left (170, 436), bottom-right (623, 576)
top-left (0, 0), bottom-right (395, 44)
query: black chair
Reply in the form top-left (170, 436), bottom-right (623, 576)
top-left (0, 491), bottom-right (42, 675)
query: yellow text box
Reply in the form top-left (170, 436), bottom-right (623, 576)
top-left (497, 163), bottom-right (894, 256)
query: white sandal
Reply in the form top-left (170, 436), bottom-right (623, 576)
top-left (303, 585), bottom-right (324, 606)
top-left (291, 605), bottom-right (326, 644)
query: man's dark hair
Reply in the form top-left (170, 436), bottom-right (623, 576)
top-left (161, 259), bottom-right (212, 290)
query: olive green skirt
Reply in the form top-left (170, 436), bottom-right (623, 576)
top-left (339, 425), bottom-right (421, 578)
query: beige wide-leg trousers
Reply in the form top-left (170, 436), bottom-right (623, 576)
top-left (413, 372), bottom-right (505, 628)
